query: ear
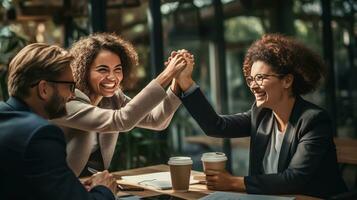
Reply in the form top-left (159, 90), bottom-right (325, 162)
top-left (282, 74), bottom-right (294, 89)
top-left (37, 80), bottom-right (51, 101)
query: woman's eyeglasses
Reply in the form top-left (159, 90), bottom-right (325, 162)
top-left (31, 80), bottom-right (76, 93)
top-left (245, 74), bottom-right (284, 87)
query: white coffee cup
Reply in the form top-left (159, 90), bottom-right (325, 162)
top-left (168, 156), bottom-right (193, 192)
top-left (201, 152), bottom-right (227, 172)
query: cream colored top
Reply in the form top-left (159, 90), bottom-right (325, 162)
top-left (263, 119), bottom-right (284, 174)
top-left (52, 80), bottom-right (181, 176)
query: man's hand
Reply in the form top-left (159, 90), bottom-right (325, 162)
top-left (83, 170), bottom-right (118, 194)
top-left (205, 170), bottom-right (246, 192)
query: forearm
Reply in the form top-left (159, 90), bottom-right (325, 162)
top-left (137, 88), bottom-right (181, 130)
top-left (53, 80), bottom-right (167, 133)
top-left (244, 172), bottom-right (306, 195)
top-left (181, 88), bottom-right (251, 138)
top-left (156, 71), bottom-right (174, 88)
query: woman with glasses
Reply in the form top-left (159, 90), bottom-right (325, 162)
top-left (176, 34), bottom-right (347, 198)
top-left (52, 33), bottom-right (192, 177)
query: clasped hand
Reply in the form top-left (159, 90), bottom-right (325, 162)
top-left (165, 49), bottom-right (195, 92)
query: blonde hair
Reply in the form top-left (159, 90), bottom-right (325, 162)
top-left (7, 43), bottom-right (73, 98)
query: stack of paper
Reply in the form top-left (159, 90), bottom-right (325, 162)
top-left (121, 171), bottom-right (199, 190)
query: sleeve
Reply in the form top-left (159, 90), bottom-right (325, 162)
top-left (23, 125), bottom-right (115, 200)
top-left (181, 87), bottom-right (251, 138)
top-left (53, 80), bottom-right (168, 133)
top-left (136, 87), bottom-right (181, 130)
top-left (245, 112), bottom-right (332, 194)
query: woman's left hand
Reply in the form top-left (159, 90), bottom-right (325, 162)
top-left (205, 170), bottom-right (246, 192)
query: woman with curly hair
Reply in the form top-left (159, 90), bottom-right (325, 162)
top-left (53, 33), bottom-right (192, 177)
top-left (176, 34), bottom-right (347, 198)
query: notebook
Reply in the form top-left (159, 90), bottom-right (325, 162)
top-left (121, 171), bottom-right (199, 190)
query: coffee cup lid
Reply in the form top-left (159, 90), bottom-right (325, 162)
top-left (168, 156), bottom-right (193, 165)
top-left (201, 152), bottom-right (227, 162)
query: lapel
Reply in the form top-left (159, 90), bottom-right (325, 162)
top-left (277, 96), bottom-right (303, 172)
top-left (253, 110), bottom-right (274, 173)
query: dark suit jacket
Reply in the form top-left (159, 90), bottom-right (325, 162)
top-left (181, 88), bottom-right (347, 198)
top-left (0, 97), bottom-right (115, 200)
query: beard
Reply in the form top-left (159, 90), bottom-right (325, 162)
top-left (45, 88), bottom-right (68, 119)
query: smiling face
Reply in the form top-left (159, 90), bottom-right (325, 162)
top-left (249, 61), bottom-right (289, 109)
top-left (88, 49), bottom-right (123, 99)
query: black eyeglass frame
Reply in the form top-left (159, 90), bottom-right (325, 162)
top-left (31, 80), bottom-right (76, 93)
top-left (245, 73), bottom-right (285, 87)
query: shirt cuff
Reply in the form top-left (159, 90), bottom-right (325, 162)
top-left (181, 83), bottom-right (199, 98)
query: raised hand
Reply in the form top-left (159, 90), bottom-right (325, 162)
top-left (175, 50), bottom-right (194, 91)
top-left (156, 53), bottom-right (187, 88)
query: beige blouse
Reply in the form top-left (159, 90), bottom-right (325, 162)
top-left (52, 80), bottom-right (181, 176)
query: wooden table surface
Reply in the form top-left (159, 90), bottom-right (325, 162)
top-left (112, 164), bottom-right (321, 200)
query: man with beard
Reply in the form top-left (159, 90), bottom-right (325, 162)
top-left (0, 43), bottom-right (117, 200)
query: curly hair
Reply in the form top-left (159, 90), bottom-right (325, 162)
top-left (69, 32), bottom-right (138, 96)
top-left (243, 34), bottom-right (327, 96)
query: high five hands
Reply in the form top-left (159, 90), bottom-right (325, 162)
top-left (165, 49), bottom-right (195, 93)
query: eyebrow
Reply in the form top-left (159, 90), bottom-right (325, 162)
top-left (95, 64), bottom-right (122, 68)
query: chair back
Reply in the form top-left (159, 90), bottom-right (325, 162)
top-left (334, 138), bottom-right (357, 165)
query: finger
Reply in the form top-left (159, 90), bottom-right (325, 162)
top-left (83, 178), bottom-right (92, 185)
top-left (171, 51), bottom-right (178, 56)
top-left (207, 185), bottom-right (216, 190)
top-left (205, 175), bottom-right (217, 182)
top-left (85, 185), bottom-right (91, 191)
top-left (205, 170), bottom-right (220, 176)
top-left (179, 49), bottom-right (188, 53)
top-left (174, 57), bottom-right (186, 65)
top-left (206, 181), bottom-right (215, 186)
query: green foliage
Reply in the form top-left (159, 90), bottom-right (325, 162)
top-left (109, 128), bottom-right (170, 171)
top-left (0, 26), bottom-right (27, 100)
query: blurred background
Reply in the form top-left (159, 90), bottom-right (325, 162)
top-left (0, 0), bottom-right (356, 189)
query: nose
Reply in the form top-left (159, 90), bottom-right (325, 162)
top-left (106, 71), bottom-right (116, 81)
top-left (249, 80), bottom-right (259, 89)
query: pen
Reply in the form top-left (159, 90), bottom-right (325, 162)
top-left (87, 167), bottom-right (99, 174)
top-left (87, 167), bottom-right (125, 190)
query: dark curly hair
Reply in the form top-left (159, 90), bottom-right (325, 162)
top-left (69, 32), bottom-right (138, 96)
top-left (243, 34), bottom-right (327, 96)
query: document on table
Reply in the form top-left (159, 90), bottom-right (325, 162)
top-left (199, 192), bottom-right (295, 200)
top-left (121, 171), bottom-right (199, 190)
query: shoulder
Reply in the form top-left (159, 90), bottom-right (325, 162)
top-left (291, 97), bottom-right (332, 137)
top-left (1, 110), bottom-right (49, 131)
top-left (0, 110), bottom-right (65, 151)
top-left (63, 89), bottom-right (93, 113)
top-left (294, 97), bottom-right (330, 123)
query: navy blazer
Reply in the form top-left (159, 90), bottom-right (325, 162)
top-left (181, 88), bottom-right (347, 198)
top-left (0, 97), bottom-right (115, 200)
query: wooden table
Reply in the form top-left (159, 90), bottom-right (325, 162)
top-left (112, 164), bottom-right (321, 200)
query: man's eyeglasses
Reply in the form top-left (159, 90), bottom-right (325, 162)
top-left (31, 80), bottom-right (76, 93)
top-left (245, 74), bottom-right (284, 87)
